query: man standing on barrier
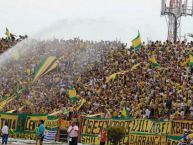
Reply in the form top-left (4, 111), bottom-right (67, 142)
top-left (67, 121), bottom-right (79, 145)
top-left (36, 120), bottom-right (45, 145)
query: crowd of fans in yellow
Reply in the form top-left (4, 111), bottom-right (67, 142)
top-left (0, 35), bottom-right (193, 121)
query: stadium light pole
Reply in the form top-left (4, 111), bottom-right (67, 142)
top-left (161, 0), bottom-right (193, 42)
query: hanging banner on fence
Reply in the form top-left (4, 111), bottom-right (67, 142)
top-left (24, 114), bottom-right (47, 132)
top-left (128, 133), bottom-right (166, 145)
top-left (46, 117), bottom-right (59, 129)
top-left (0, 113), bottom-right (18, 130)
top-left (81, 118), bottom-right (171, 135)
top-left (171, 120), bottom-right (193, 136)
top-left (81, 135), bottom-right (100, 145)
top-left (81, 134), bottom-right (129, 145)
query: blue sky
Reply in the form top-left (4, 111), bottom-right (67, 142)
top-left (0, 0), bottom-right (192, 42)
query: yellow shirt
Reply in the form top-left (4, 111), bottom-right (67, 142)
top-left (188, 133), bottom-right (193, 140)
top-left (188, 100), bottom-right (192, 107)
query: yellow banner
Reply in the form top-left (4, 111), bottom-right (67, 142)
top-left (128, 134), bottom-right (166, 145)
top-left (81, 118), bottom-right (171, 135)
top-left (80, 134), bottom-right (166, 145)
top-left (171, 120), bottom-right (193, 136)
top-left (81, 135), bottom-right (129, 145)
top-left (24, 115), bottom-right (47, 132)
top-left (0, 114), bottom-right (18, 130)
top-left (81, 135), bottom-right (100, 145)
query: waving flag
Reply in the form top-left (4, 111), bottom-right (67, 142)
top-left (121, 106), bottom-right (128, 118)
top-left (131, 63), bottom-right (141, 70)
top-left (76, 99), bottom-right (86, 111)
top-left (131, 31), bottom-right (142, 52)
top-left (5, 28), bottom-right (11, 40)
top-left (68, 88), bottom-right (78, 104)
top-left (149, 56), bottom-right (160, 68)
top-left (105, 73), bottom-right (117, 83)
top-left (33, 56), bottom-right (58, 82)
top-left (190, 54), bottom-right (193, 68)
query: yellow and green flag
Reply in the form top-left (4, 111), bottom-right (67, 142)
top-left (105, 73), bottom-right (117, 83)
top-left (121, 106), bottom-right (128, 118)
top-left (131, 62), bottom-right (141, 70)
top-left (189, 54), bottom-right (193, 68)
top-left (68, 88), bottom-right (78, 104)
top-left (33, 56), bottom-right (58, 82)
top-left (131, 31), bottom-right (142, 52)
top-left (5, 28), bottom-right (11, 40)
top-left (149, 56), bottom-right (160, 68)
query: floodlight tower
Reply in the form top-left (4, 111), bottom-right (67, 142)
top-left (161, 0), bottom-right (193, 42)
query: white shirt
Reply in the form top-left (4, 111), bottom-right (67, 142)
top-left (2, 125), bottom-right (8, 134)
top-left (145, 109), bottom-right (151, 118)
top-left (67, 125), bottom-right (78, 137)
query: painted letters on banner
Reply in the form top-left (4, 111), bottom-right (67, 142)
top-left (0, 113), bottom-right (18, 130)
top-left (81, 118), bottom-right (171, 135)
top-left (24, 114), bottom-right (47, 132)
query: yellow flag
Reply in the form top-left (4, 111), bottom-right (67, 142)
top-left (5, 28), bottom-right (11, 39)
top-left (131, 63), bottom-right (141, 70)
top-left (149, 57), bottom-right (157, 64)
top-left (105, 73), bottom-right (117, 83)
top-left (121, 107), bottom-right (127, 118)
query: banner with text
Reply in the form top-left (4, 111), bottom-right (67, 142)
top-left (81, 118), bottom-right (171, 135)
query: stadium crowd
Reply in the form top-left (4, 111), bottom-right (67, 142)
top-left (0, 33), bottom-right (27, 53)
top-left (0, 37), bottom-right (193, 121)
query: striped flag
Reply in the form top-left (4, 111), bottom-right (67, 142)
top-left (149, 56), bottom-right (160, 68)
top-left (131, 31), bottom-right (142, 52)
top-left (43, 130), bottom-right (57, 142)
top-left (33, 56), bottom-right (58, 82)
top-left (68, 88), bottom-right (78, 104)
top-left (189, 54), bottom-right (193, 68)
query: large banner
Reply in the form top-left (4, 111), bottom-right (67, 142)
top-left (24, 114), bottom-right (47, 132)
top-left (171, 120), bottom-right (193, 136)
top-left (80, 117), bottom-right (187, 145)
top-left (128, 134), bottom-right (166, 145)
top-left (0, 112), bottom-right (191, 143)
top-left (46, 116), bottom-right (58, 129)
top-left (0, 113), bottom-right (59, 140)
top-left (81, 118), bottom-right (171, 135)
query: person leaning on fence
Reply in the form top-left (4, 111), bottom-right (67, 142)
top-left (1, 122), bottom-right (9, 145)
top-left (67, 121), bottom-right (79, 145)
top-left (36, 120), bottom-right (45, 145)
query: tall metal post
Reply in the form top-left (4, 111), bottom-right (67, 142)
top-left (161, 0), bottom-right (193, 42)
top-left (174, 15), bottom-right (178, 42)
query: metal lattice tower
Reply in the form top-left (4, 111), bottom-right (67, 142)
top-left (161, 0), bottom-right (193, 42)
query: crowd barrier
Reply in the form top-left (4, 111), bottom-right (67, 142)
top-left (0, 112), bottom-right (192, 144)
